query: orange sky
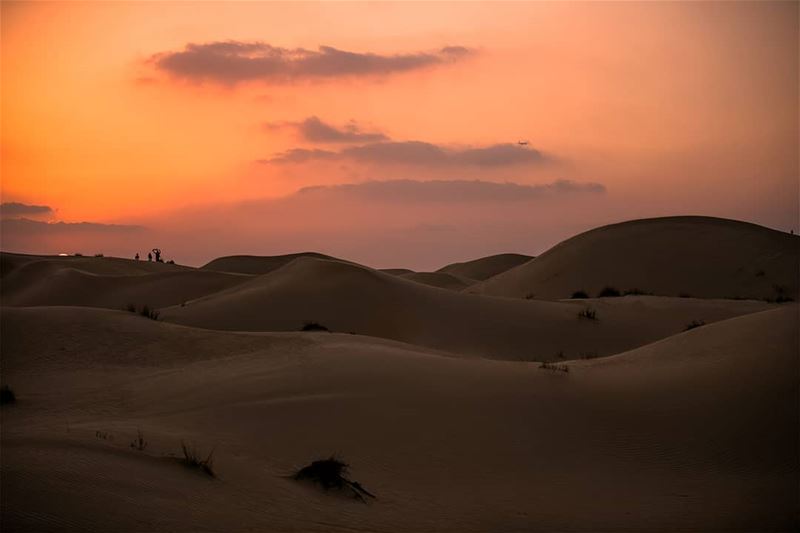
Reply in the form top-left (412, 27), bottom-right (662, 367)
top-left (1, 1), bottom-right (797, 267)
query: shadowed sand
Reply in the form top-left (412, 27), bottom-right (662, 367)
top-left (1, 216), bottom-right (798, 532)
top-left (1, 305), bottom-right (797, 532)
top-left (472, 216), bottom-right (799, 300)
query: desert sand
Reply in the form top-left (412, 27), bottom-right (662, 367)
top-left (1, 216), bottom-right (798, 532)
top-left (473, 216), bottom-right (799, 301)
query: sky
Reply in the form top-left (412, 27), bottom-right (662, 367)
top-left (1, 1), bottom-right (797, 269)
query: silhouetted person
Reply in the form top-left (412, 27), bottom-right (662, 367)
top-left (152, 248), bottom-right (162, 263)
top-left (148, 252), bottom-right (152, 262)
top-left (135, 253), bottom-right (140, 261)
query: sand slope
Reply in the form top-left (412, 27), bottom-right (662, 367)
top-left (161, 255), bottom-right (776, 361)
top-left (437, 252), bottom-right (533, 281)
top-left (1, 252), bottom-right (189, 278)
top-left (2, 305), bottom-right (796, 532)
top-left (1, 254), bottom-right (248, 310)
top-left (399, 271), bottom-right (475, 290)
top-left (473, 216), bottom-right (800, 300)
top-left (200, 252), bottom-right (342, 275)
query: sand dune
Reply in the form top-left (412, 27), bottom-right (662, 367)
top-left (437, 252), bottom-right (532, 281)
top-left (473, 216), bottom-right (800, 300)
top-left (1, 258), bottom-right (248, 310)
top-left (399, 271), bottom-right (475, 290)
top-left (161, 255), bottom-right (776, 361)
top-left (1, 305), bottom-right (795, 532)
top-left (379, 268), bottom-right (415, 276)
top-left (200, 252), bottom-right (342, 275)
top-left (1, 251), bottom-right (189, 278)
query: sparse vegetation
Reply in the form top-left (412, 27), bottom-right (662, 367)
top-left (524, 292), bottom-right (535, 300)
top-left (678, 292), bottom-right (692, 298)
top-left (1, 385), bottom-right (16, 405)
top-left (578, 307), bottom-right (598, 321)
top-left (539, 362), bottom-right (569, 373)
top-left (301, 322), bottom-right (329, 332)
top-left (597, 286), bottom-right (621, 298)
top-left (130, 429), bottom-right (148, 451)
top-left (770, 284), bottom-right (794, 303)
top-left (580, 351), bottom-right (599, 360)
top-left (685, 320), bottom-right (706, 331)
top-left (180, 441), bottom-right (215, 477)
top-left (94, 253), bottom-right (104, 258)
top-left (125, 303), bottom-right (136, 313)
top-left (294, 456), bottom-right (376, 502)
top-left (570, 290), bottom-right (588, 299)
top-left (623, 288), bottom-right (651, 296)
top-left (139, 305), bottom-right (160, 321)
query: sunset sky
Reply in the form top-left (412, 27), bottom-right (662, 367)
top-left (2, 1), bottom-right (797, 268)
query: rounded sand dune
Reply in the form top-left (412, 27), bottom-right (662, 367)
top-left (1, 305), bottom-right (795, 532)
top-left (200, 252), bottom-right (342, 275)
top-left (399, 271), bottom-right (475, 290)
top-left (472, 216), bottom-right (799, 300)
top-left (161, 255), bottom-right (776, 361)
top-left (437, 252), bottom-right (533, 281)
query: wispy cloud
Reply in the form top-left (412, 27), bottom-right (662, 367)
top-left (265, 141), bottom-right (549, 167)
top-left (0, 202), bottom-right (54, 219)
top-left (298, 179), bottom-right (606, 202)
top-left (268, 116), bottom-right (389, 144)
top-left (151, 42), bottom-right (474, 84)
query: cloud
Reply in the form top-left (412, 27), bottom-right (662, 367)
top-left (151, 42), bottom-right (473, 84)
top-left (1, 218), bottom-right (145, 234)
top-left (259, 148), bottom-right (338, 164)
top-left (1, 202), bottom-right (54, 219)
top-left (297, 179), bottom-right (606, 202)
top-left (265, 141), bottom-right (549, 167)
top-left (273, 116), bottom-right (389, 143)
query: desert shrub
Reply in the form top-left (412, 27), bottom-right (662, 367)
top-left (180, 441), bottom-right (215, 477)
top-left (685, 320), bottom-right (706, 331)
top-left (580, 351), bottom-right (599, 359)
top-left (524, 292), bottom-right (535, 300)
top-left (570, 290), bottom-right (588, 299)
top-left (166, 260), bottom-right (175, 265)
top-left (294, 456), bottom-right (375, 502)
top-left (94, 253), bottom-right (104, 258)
top-left (73, 253), bottom-right (83, 257)
top-left (139, 305), bottom-right (160, 321)
top-left (597, 286), bottom-right (621, 298)
top-left (130, 429), bottom-right (148, 451)
top-left (578, 307), bottom-right (598, 321)
top-left (678, 292), bottom-right (692, 298)
top-left (125, 303), bottom-right (137, 313)
top-left (769, 285), bottom-right (794, 303)
top-left (1, 385), bottom-right (16, 405)
top-left (623, 288), bottom-right (651, 296)
top-left (301, 322), bottom-right (329, 332)
top-left (539, 362), bottom-right (569, 373)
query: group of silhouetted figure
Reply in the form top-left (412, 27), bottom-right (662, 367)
top-left (134, 248), bottom-right (169, 263)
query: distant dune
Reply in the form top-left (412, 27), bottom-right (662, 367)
top-left (399, 271), bottom-right (475, 290)
top-left (472, 217), bottom-right (799, 300)
top-left (437, 252), bottom-right (533, 281)
top-left (201, 252), bottom-right (341, 275)
top-left (379, 268), bottom-right (415, 276)
top-left (1, 304), bottom-right (795, 532)
top-left (161, 255), bottom-right (775, 361)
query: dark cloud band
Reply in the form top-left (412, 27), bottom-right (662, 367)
top-left (152, 42), bottom-right (473, 83)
